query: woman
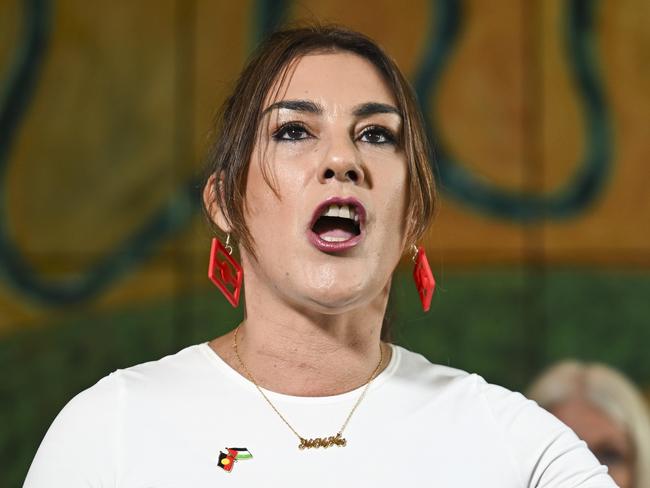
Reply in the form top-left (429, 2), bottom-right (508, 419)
top-left (528, 361), bottom-right (650, 488)
top-left (24, 25), bottom-right (617, 487)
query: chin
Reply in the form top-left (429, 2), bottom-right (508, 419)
top-left (295, 269), bottom-right (387, 314)
top-left (302, 294), bottom-right (372, 315)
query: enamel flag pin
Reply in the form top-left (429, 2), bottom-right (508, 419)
top-left (217, 447), bottom-right (253, 473)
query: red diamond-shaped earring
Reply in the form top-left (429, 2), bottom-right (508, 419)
top-left (208, 235), bottom-right (243, 307)
top-left (412, 245), bottom-right (435, 312)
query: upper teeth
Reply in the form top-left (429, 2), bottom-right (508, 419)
top-left (321, 204), bottom-right (359, 222)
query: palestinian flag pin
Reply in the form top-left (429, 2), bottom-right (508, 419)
top-left (217, 447), bottom-right (253, 473)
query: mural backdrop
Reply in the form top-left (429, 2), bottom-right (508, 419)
top-left (2, 0), bottom-right (649, 485)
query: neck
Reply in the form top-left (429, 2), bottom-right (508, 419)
top-left (209, 266), bottom-right (392, 397)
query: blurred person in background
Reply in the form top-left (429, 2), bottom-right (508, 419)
top-left (528, 361), bottom-right (650, 488)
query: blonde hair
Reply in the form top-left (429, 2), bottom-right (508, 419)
top-left (527, 361), bottom-right (650, 488)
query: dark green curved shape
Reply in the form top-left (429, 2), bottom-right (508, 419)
top-left (0, 0), bottom-right (200, 304)
top-left (253, 0), bottom-right (290, 47)
top-left (415, 0), bottom-right (611, 220)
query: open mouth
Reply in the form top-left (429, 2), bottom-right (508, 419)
top-left (312, 204), bottom-right (361, 242)
top-left (308, 198), bottom-right (365, 252)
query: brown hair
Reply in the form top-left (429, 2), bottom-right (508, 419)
top-left (202, 23), bottom-right (436, 257)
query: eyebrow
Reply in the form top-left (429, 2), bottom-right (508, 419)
top-left (352, 102), bottom-right (402, 118)
top-left (262, 99), bottom-right (402, 118)
top-left (262, 100), bottom-right (322, 115)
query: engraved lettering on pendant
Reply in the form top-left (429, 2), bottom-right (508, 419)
top-left (299, 433), bottom-right (347, 450)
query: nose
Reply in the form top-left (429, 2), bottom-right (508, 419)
top-left (318, 136), bottom-right (365, 185)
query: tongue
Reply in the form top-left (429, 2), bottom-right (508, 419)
top-left (312, 217), bottom-right (357, 241)
top-left (318, 228), bottom-right (356, 240)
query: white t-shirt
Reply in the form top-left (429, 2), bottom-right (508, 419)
top-left (24, 343), bottom-right (617, 487)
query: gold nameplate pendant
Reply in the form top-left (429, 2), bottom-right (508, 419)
top-left (299, 433), bottom-right (347, 450)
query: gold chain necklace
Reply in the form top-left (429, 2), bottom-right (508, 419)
top-left (233, 324), bottom-right (384, 450)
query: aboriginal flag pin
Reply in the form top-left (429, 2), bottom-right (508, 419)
top-left (217, 447), bottom-right (253, 473)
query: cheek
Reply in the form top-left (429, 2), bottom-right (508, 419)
top-left (251, 142), bottom-right (315, 195)
top-left (243, 148), bottom-right (313, 236)
top-left (373, 159), bottom-right (409, 235)
top-left (243, 163), bottom-right (272, 221)
top-left (273, 155), bottom-right (313, 193)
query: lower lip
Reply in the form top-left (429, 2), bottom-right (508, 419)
top-left (307, 229), bottom-right (364, 253)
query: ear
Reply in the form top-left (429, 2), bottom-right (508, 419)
top-left (203, 172), bottom-right (232, 232)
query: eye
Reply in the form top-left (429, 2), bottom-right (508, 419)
top-left (358, 125), bottom-right (397, 145)
top-left (272, 122), bottom-right (312, 142)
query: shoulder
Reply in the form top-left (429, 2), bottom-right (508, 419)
top-left (116, 343), bottom-right (211, 390)
top-left (24, 345), bottom-right (212, 486)
top-left (57, 343), bottom-right (212, 420)
top-left (24, 371), bottom-right (122, 486)
top-left (393, 345), bottom-right (574, 443)
top-left (393, 344), bottom-right (543, 413)
top-left (29, 346), bottom-right (210, 459)
top-left (390, 346), bottom-right (614, 487)
top-left (391, 344), bottom-right (470, 385)
top-left (45, 370), bottom-right (121, 435)
top-left (473, 377), bottom-right (614, 486)
top-left (389, 344), bottom-right (480, 405)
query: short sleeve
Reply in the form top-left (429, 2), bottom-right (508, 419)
top-left (479, 379), bottom-right (618, 488)
top-left (23, 371), bottom-right (121, 488)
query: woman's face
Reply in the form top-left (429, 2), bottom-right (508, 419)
top-left (241, 52), bottom-right (409, 312)
top-left (551, 399), bottom-right (635, 488)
